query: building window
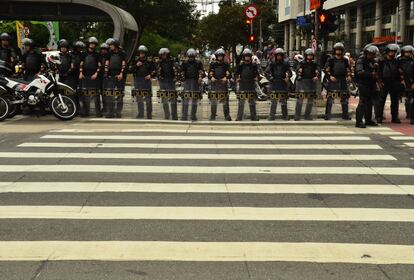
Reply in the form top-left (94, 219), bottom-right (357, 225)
top-left (362, 3), bottom-right (375, 27)
top-left (350, 8), bottom-right (357, 29)
top-left (285, 0), bottom-right (290, 16)
top-left (383, 0), bottom-right (396, 24)
top-left (407, 0), bottom-right (414, 20)
top-left (362, 31), bottom-right (375, 45)
top-left (382, 29), bottom-right (391, 36)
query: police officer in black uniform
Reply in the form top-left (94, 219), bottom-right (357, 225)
top-left (67, 41), bottom-right (84, 110)
top-left (376, 44), bottom-right (404, 124)
top-left (355, 45), bottom-right (380, 128)
top-left (208, 48), bottom-right (231, 121)
top-left (398, 45), bottom-right (414, 121)
top-left (79, 37), bottom-right (102, 117)
top-left (0, 33), bottom-right (16, 76)
top-left (266, 48), bottom-right (291, 121)
top-left (235, 48), bottom-right (260, 121)
top-left (295, 48), bottom-right (320, 121)
top-left (156, 48), bottom-right (179, 120)
top-left (181, 48), bottom-right (204, 121)
top-left (57, 39), bottom-right (71, 85)
top-left (99, 43), bottom-right (109, 115)
top-left (131, 45), bottom-right (155, 119)
top-left (104, 38), bottom-right (127, 118)
top-left (21, 38), bottom-right (43, 81)
top-left (324, 42), bottom-right (352, 120)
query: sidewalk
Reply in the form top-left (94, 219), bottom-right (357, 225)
top-left (119, 86), bottom-right (354, 122)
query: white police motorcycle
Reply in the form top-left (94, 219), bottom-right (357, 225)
top-left (0, 51), bottom-right (77, 120)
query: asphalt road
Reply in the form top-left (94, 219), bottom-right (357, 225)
top-left (0, 116), bottom-right (413, 280)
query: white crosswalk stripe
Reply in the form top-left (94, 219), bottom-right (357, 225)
top-left (0, 165), bottom-right (412, 175)
top-left (18, 142), bottom-right (384, 150)
top-left (1, 125), bottom-right (414, 271)
top-left (0, 152), bottom-right (396, 161)
top-left (1, 182), bottom-right (412, 195)
top-left (41, 134), bottom-right (371, 141)
top-left (1, 241), bottom-right (413, 264)
top-left (1, 206), bottom-right (413, 222)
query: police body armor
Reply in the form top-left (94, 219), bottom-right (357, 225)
top-left (23, 52), bottom-right (42, 81)
top-left (355, 57), bottom-right (379, 125)
top-left (209, 62), bottom-right (231, 121)
top-left (268, 61), bottom-right (290, 121)
top-left (157, 60), bottom-right (178, 120)
top-left (181, 60), bottom-right (202, 121)
top-left (236, 62), bottom-right (258, 121)
top-left (269, 61), bottom-right (290, 92)
top-left (238, 63), bottom-right (257, 93)
top-left (294, 61), bottom-right (318, 121)
top-left (58, 52), bottom-right (71, 82)
top-left (133, 58), bottom-right (154, 119)
top-left (104, 50), bottom-right (125, 118)
top-left (81, 51), bottom-right (100, 89)
top-left (0, 47), bottom-right (14, 76)
top-left (66, 51), bottom-right (82, 90)
top-left (325, 58), bottom-right (351, 120)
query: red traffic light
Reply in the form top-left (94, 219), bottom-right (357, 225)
top-left (249, 35), bottom-right (255, 43)
top-left (246, 19), bottom-right (252, 24)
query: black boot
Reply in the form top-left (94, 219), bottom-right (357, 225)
top-left (162, 98), bottom-right (170, 119)
top-left (181, 99), bottom-right (189, 121)
top-left (325, 96), bottom-right (333, 120)
top-left (146, 96), bottom-right (152, 119)
top-left (171, 99), bottom-right (178, 120)
top-left (115, 96), bottom-right (123, 118)
top-left (249, 101), bottom-right (258, 121)
top-left (136, 98), bottom-right (144, 119)
top-left (210, 101), bottom-right (217, 121)
top-left (281, 101), bottom-right (289, 120)
top-left (191, 99), bottom-right (198, 121)
top-left (236, 99), bottom-right (245, 121)
top-left (295, 98), bottom-right (303, 121)
top-left (268, 100), bottom-right (276, 121)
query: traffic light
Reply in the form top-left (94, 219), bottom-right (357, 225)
top-left (318, 10), bottom-right (339, 34)
top-left (245, 19), bottom-right (251, 25)
top-left (319, 12), bottom-right (327, 24)
top-left (249, 35), bottom-right (255, 43)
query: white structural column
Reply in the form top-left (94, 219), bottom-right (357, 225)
top-left (355, 4), bottom-right (363, 52)
top-left (399, 0), bottom-right (406, 43)
top-left (344, 9), bottom-right (351, 42)
top-left (374, 0), bottom-right (382, 37)
top-left (289, 20), bottom-right (296, 53)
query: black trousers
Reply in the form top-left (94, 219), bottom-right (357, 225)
top-left (210, 98), bottom-right (230, 119)
top-left (161, 97), bottom-right (178, 120)
top-left (136, 96), bottom-right (153, 119)
top-left (104, 95), bottom-right (123, 118)
top-left (181, 98), bottom-right (199, 121)
top-left (269, 99), bottom-right (288, 120)
top-left (237, 99), bottom-right (257, 121)
top-left (376, 82), bottom-right (401, 121)
top-left (356, 83), bottom-right (379, 124)
top-left (80, 95), bottom-right (101, 117)
top-left (295, 97), bottom-right (314, 120)
top-left (325, 96), bottom-right (349, 119)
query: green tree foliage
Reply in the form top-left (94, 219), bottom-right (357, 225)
top-left (104, 0), bottom-right (200, 43)
top-left (194, 1), bottom-right (277, 50)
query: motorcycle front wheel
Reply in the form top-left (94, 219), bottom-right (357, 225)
top-left (0, 96), bottom-right (10, 121)
top-left (50, 95), bottom-right (77, 120)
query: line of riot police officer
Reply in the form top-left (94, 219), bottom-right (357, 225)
top-left (56, 37), bottom-right (127, 118)
top-left (355, 43), bottom-right (414, 128)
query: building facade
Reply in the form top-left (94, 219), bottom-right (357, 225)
top-left (278, 0), bottom-right (414, 55)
